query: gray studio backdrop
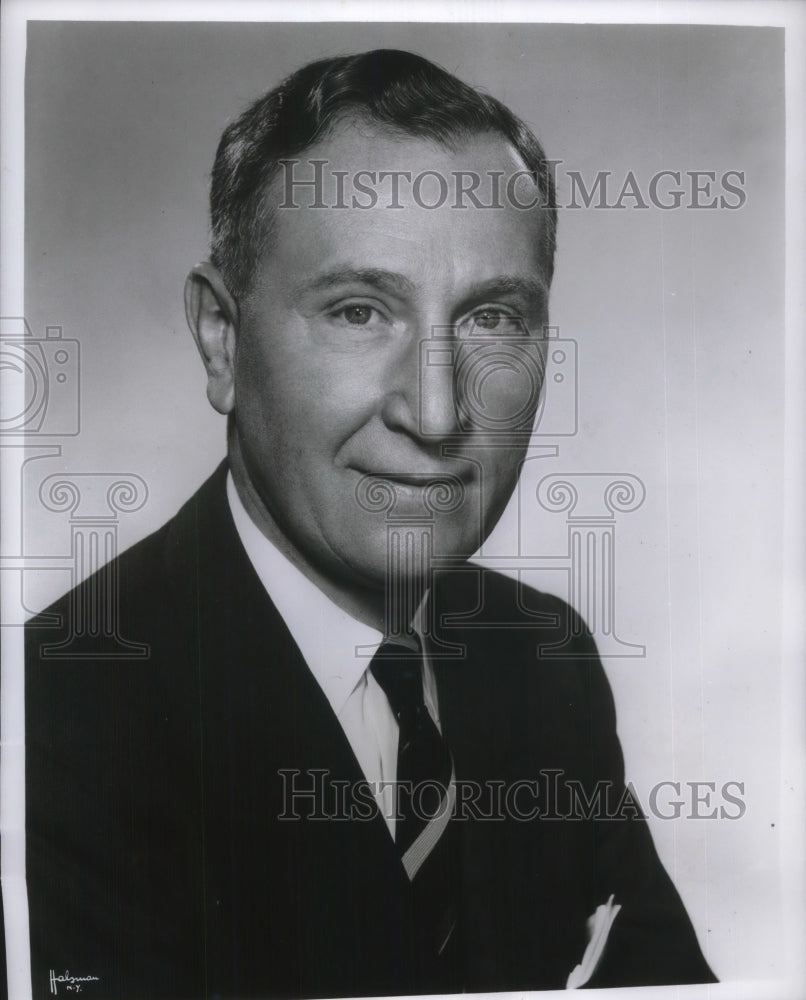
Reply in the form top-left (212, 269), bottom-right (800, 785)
top-left (22, 21), bottom-right (784, 983)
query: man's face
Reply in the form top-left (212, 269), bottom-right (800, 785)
top-left (231, 121), bottom-right (550, 591)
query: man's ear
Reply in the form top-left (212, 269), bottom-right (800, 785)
top-left (184, 262), bottom-right (239, 415)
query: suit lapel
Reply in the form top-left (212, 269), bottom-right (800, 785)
top-left (166, 465), bottom-right (416, 995)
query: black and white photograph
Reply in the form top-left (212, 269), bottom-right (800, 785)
top-left (1, 2), bottom-right (804, 999)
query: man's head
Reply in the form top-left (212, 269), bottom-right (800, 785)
top-left (208, 49), bottom-right (556, 303)
top-left (185, 50), bottom-right (558, 622)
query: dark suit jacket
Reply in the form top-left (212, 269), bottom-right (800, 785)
top-left (25, 462), bottom-right (715, 998)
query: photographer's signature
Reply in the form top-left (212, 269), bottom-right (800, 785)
top-left (49, 970), bottom-right (100, 995)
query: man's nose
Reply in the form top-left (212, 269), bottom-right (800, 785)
top-left (381, 325), bottom-right (461, 441)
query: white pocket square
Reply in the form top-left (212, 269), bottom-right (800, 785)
top-left (566, 894), bottom-right (622, 989)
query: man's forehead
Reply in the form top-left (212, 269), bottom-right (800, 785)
top-left (305, 114), bottom-right (528, 168)
top-left (254, 120), bottom-right (548, 294)
top-left (267, 116), bottom-right (540, 210)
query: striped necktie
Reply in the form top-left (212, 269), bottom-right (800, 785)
top-left (370, 636), bottom-right (458, 959)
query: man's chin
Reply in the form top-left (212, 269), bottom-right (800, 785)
top-left (334, 523), bottom-right (480, 589)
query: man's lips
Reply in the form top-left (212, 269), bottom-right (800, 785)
top-left (350, 469), bottom-right (472, 516)
top-left (353, 470), bottom-right (472, 488)
top-left (368, 473), bottom-right (451, 487)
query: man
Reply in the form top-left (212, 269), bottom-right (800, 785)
top-left (25, 49), bottom-right (715, 997)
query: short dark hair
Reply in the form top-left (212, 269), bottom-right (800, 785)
top-left (210, 49), bottom-right (557, 302)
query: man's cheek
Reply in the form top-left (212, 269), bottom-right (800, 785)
top-left (478, 460), bottom-right (520, 518)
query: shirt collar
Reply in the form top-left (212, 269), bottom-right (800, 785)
top-left (226, 472), bottom-right (383, 715)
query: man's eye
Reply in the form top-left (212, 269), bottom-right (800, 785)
top-left (474, 309), bottom-right (504, 330)
top-left (334, 304), bottom-right (375, 326)
top-left (468, 309), bottom-right (525, 334)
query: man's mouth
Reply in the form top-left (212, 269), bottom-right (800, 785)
top-left (369, 472), bottom-right (448, 487)
top-left (352, 470), bottom-right (470, 514)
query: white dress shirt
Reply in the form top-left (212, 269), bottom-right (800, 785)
top-left (226, 472), bottom-right (440, 838)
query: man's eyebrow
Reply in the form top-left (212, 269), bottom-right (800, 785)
top-left (461, 275), bottom-right (548, 310)
top-left (291, 268), bottom-right (548, 314)
top-left (292, 267), bottom-right (417, 298)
